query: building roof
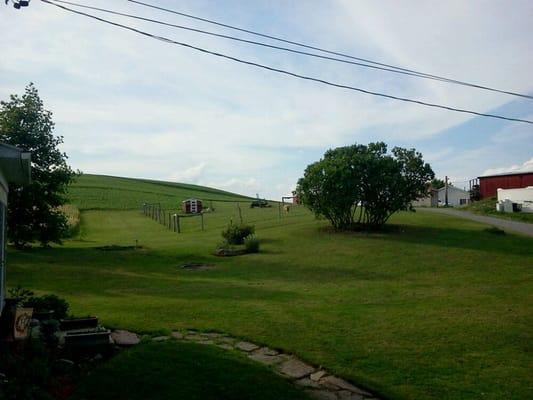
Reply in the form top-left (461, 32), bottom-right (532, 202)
top-left (0, 143), bottom-right (31, 184)
top-left (437, 186), bottom-right (468, 194)
top-left (479, 170), bottom-right (533, 179)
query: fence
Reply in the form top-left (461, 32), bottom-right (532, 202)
top-left (141, 198), bottom-right (310, 234)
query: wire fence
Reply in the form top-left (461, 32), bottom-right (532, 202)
top-left (141, 199), bottom-right (310, 234)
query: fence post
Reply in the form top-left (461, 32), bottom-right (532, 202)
top-left (201, 213), bottom-right (204, 231)
top-left (237, 203), bottom-right (243, 224)
top-left (177, 215), bottom-right (181, 233)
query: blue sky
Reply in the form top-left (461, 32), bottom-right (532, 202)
top-left (1, 0), bottom-right (532, 198)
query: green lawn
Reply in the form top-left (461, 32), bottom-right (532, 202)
top-left (7, 175), bottom-right (533, 399)
top-left (72, 341), bottom-right (310, 400)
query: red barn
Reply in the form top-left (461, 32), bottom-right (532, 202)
top-left (478, 171), bottom-right (533, 198)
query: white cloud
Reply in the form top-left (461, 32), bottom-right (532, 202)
top-left (1, 0), bottom-right (532, 198)
top-left (482, 158), bottom-right (533, 176)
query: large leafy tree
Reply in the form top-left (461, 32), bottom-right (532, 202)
top-left (0, 83), bottom-right (76, 248)
top-left (296, 142), bottom-right (434, 230)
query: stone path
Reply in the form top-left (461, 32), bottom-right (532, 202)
top-left (113, 329), bottom-right (379, 400)
top-left (418, 207), bottom-right (533, 237)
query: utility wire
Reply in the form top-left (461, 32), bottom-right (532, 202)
top-left (127, 0), bottom-right (533, 100)
top-left (48, 0), bottom-right (477, 84)
top-left (41, 0), bottom-right (533, 125)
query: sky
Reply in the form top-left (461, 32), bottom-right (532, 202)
top-left (1, 0), bottom-right (532, 198)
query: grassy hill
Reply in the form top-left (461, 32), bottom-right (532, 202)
top-left (68, 174), bottom-right (253, 211)
top-left (8, 174), bottom-right (533, 400)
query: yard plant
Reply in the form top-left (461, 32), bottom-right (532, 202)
top-left (296, 142), bottom-right (434, 229)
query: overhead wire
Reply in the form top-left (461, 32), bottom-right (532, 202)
top-left (127, 0), bottom-right (533, 100)
top-left (40, 0), bottom-right (533, 125)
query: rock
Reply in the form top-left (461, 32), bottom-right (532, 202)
top-left (217, 343), bottom-right (234, 350)
top-left (310, 370), bottom-right (327, 382)
top-left (255, 347), bottom-right (279, 356)
top-left (320, 376), bottom-right (371, 396)
top-left (235, 341), bottom-right (259, 352)
top-left (111, 330), bottom-right (140, 346)
top-left (171, 331), bottom-right (184, 339)
top-left (217, 337), bottom-right (236, 344)
top-left (196, 340), bottom-right (214, 345)
top-left (338, 390), bottom-right (364, 400)
top-left (185, 334), bottom-right (209, 342)
top-left (203, 332), bottom-right (224, 339)
top-left (305, 389), bottom-right (338, 400)
top-left (278, 358), bottom-right (316, 379)
top-left (295, 378), bottom-right (321, 388)
top-left (152, 336), bottom-right (170, 342)
top-left (248, 352), bottom-right (284, 365)
top-left (93, 353), bottom-right (103, 362)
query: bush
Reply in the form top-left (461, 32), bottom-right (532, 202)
top-left (24, 294), bottom-right (70, 320)
top-left (222, 223), bottom-right (255, 245)
top-left (244, 236), bottom-right (260, 253)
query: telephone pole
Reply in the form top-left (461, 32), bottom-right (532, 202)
top-left (445, 176), bottom-right (449, 207)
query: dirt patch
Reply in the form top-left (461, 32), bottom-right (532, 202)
top-left (181, 263), bottom-right (216, 271)
top-left (95, 245), bottom-right (143, 251)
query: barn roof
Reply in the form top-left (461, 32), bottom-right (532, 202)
top-left (479, 170), bottom-right (533, 179)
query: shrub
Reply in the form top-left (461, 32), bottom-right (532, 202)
top-left (485, 226), bottom-right (505, 235)
top-left (244, 236), bottom-right (260, 253)
top-left (24, 294), bottom-right (70, 320)
top-left (7, 286), bottom-right (34, 306)
top-left (58, 204), bottom-right (80, 238)
top-left (222, 223), bottom-right (255, 245)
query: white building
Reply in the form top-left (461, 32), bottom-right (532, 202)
top-left (497, 187), bottom-right (533, 213)
top-left (437, 186), bottom-right (470, 207)
top-left (0, 143), bottom-right (31, 317)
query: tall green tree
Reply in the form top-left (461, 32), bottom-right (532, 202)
top-left (296, 142), bottom-right (434, 230)
top-left (0, 83), bottom-right (76, 248)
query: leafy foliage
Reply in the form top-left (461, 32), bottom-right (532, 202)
top-left (296, 142), bottom-right (434, 229)
top-left (244, 235), bottom-right (260, 253)
top-left (24, 294), bottom-right (70, 320)
top-left (431, 178), bottom-right (446, 189)
top-left (0, 83), bottom-right (77, 247)
top-left (221, 223), bottom-right (255, 245)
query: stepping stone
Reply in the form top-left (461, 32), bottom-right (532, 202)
top-left (196, 340), bottom-right (214, 345)
top-left (217, 337), bottom-right (236, 344)
top-left (295, 378), bottom-right (321, 388)
top-left (171, 331), bottom-right (184, 339)
top-left (217, 343), bottom-right (234, 350)
top-left (203, 332), bottom-right (224, 339)
top-left (185, 334), bottom-right (209, 342)
top-left (152, 336), bottom-right (170, 342)
top-left (338, 390), bottom-right (364, 400)
top-left (310, 370), bottom-right (327, 382)
top-left (255, 347), bottom-right (279, 356)
top-left (320, 376), bottom-right (371, 396)
top-left (305, 389), bottom-right (338, 400)
top-left (278, 358), bottom-right (316, 379)
top-left (111, 330), bottom-right (140, 346)
top-left (248, 352), bottom-right (284, 366)
top-left (235, 341), bottom-right (259, 352)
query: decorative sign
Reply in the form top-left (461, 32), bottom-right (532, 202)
top-left (14, 307), bottom-right (33, 340)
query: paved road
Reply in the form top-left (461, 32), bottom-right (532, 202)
top-left (418, 208), bottom-right (533, 237)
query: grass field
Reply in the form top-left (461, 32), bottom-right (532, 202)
top-left (8, 175), bottom-right (533, 399)
top-left (73, 341), bottom-right (309, 400)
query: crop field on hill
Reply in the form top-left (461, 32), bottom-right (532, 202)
top-left (8, 175), bottom-right (533, 400)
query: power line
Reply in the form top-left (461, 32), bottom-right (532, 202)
top-left (48, 0), bottom-right (480, 85)
top-left (41, 0), bottom-right (533, 125)
top-left (127, 0), bottom-right (533, 100)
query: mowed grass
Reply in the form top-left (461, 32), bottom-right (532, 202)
top-left (73, 341), bottom-right (310, 400)
top-left (8, 175), bottom-right (533, 399)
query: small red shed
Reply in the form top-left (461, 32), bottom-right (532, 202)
top-left (478, 171), bottom-right (533, 198)
top-left (181, 198), bottom-right (203, 214)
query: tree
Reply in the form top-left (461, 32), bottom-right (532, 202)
top-left (431, 178), bottom-right (445, 189)
top-left (296, 142), bottom-right (434, 230)
top-left (0, 83), bottom-right (76, 248)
